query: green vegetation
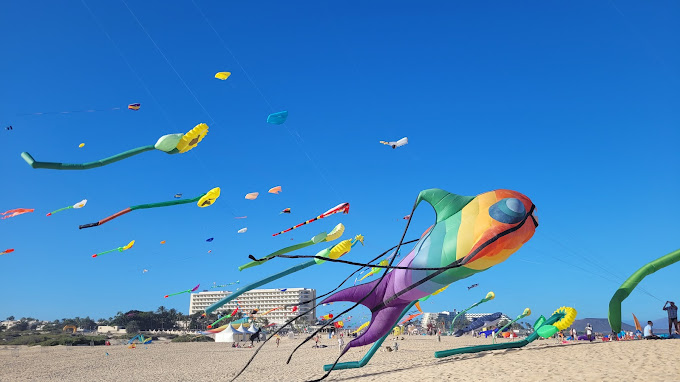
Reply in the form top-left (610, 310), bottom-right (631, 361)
top-left (171, 334), bottom-right (214, 343)
top-left (2, 333), bottom-right (107, 347)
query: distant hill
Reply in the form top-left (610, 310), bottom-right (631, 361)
top-left (571, 318), bottom-right (634, 334)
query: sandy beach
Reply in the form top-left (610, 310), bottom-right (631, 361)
top-left (1, 335), bottom-right (676, 381)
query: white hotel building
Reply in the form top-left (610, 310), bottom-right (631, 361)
top-left (189, 288), bottom-right (316, 325)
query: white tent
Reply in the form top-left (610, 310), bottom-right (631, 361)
top-left (247, 324), bottom-right (260, 340)
top-left (234, 324), bottom-right (250, 339)
top-left (214, 325), bottom-right (242, 343)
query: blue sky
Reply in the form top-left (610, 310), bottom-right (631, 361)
top-left (1, 1), bottom-right (678, 325)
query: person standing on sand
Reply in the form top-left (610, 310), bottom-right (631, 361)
top-left (338, 336), bottom-right (344, 354)
top-left (276, 336), bottom-right (280, 347)
top-left (585, 323), bottom-right (593, 342)
top-left (663, 301), bottom-right (678, 335)
top-left (314, 335), bottom-right (319, 348)
top-left (571, 327), bottom-right (577, 340)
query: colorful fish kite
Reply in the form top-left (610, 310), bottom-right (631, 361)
top-left (1, 208), bottom-right (34, 220)
top-left (281, 208), bottom-right (291, 214)
top-left (272, 202), bottom-right (349, 236)
top-left (403, 215), bottom-right (411, 220)
top-left (238, 228), bottom-right (247, 234)
top-left (268, 186), bottom-right (282, 194)
top-left (21, 123), bottom-right (208, 170)
top-left (206, 238), bottom-right (214, 242)
top-left (226, 188), bottom-right (537, 380)
top-left (320, 313), bottom-right (333, 321)
top-left (315, 188), bottom-right (537, 369)
top-left (468, 283), bottom-right (479, 290)
top-left (78, 188), bottom-right (219, 229)
top-left (160, 240), bottom-right (166, 244)
top-left (46, 199), bottom-right (87, 216)
top-left (214, 72), bottom-right (231, 80)
top-left (143, 269), bottom-right (148, 273)
top-left (1, 249), bottom-right (15, 255)
top-left (245, 192), bottom-right (259, 200)
top-left (92, 240), bottom-right (135, 258)
top-left (334, 321), bottom-right (344, 329)
top-left (267, 111), bottom-right (288, 125)
top-left (291, 306), bottom-right (298, 313)
top-left (164, 284), bottom-right (199, 298)
top-left (128, 103), bottom-right (141, 110)
top-left (79, 143), bottom-right (85, 148)
top-left (379, 137), bottom-right (408, 149)
top-left (174, 194), bottom-right (182, 198)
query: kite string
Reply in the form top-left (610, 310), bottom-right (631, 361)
top-left (189, 0), bottom-right (343, 201)
top-left (227, 238), bottom-right (420, 382)
top-left (80, 0), bottom-right (177, 129)
top-left (119, 0), bottom-right (217, 125)
top-left (189, 0), bottom-right (274, 110)
top-left (285, 196), bottom-right (419, 378)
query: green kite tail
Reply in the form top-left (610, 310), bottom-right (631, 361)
top-left (435, 310), bottom-right (564, 358)
top-left (21, 145), bottom-right (156, 170)
top-left (448, 292), bottom-right (495, 335)
top-left (608, 248), bottom-right (680, 333)
top-left (20, 124), bottom-right (209, 170)
top-left (78, 187), bottom-right (219, 229)
top-left (239, 234), bottom-right (327, 271)
top-left (493, 308), bottom-right (531, 343)
top-left (239, 224), bottom-right (346, 271)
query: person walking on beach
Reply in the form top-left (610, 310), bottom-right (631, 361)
top-left (338, 335), bottom-right (344, 354)
top-left (644, 321), bottom-right (661, 339)
top-left (663, 301), bottom-right (678, 335)
top-left (314, 335), bottom-right (319, 348)
top-left (276, 336), bottom-right (280, 348)
top-left (585, 323), bottom-right (593, 342)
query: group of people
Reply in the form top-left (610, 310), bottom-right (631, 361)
top-left (644, 301), bottom-right (678, 339)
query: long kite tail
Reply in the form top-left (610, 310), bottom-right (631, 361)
top-left (272, 203), bottom-right (349, 237)
top-left (46, 206), bottom-right (73, 216)
top-left (92, 247), bottom-right (122, 258)
top-left (78, 194), bottom-right (204, 229)
top-left (164, 290), bottom-right (190, 298)
top-left (21, 145), bottom-right (156, 170)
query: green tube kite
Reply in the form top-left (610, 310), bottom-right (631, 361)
top-left (205, 235), bottom-right (363, 315)
top-left (448, 291), bottom-right (495, 335)
top-left (92, 240), bottom-right (134, 258)
top-left (21, 123), bottom-right (208, 170)
top-left (608, 248), bottom-right (680, 333)
top-left (78, 187), bottom-right (220, 229)
top-left (238, 224), bottom-right (345, 271)
top-left (492, 307), bottom-right (531, 343)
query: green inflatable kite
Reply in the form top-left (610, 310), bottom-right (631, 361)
top-left (21, 123), bottom-right (208, 170)
top-left (608, 248), bottom-right (680, 333)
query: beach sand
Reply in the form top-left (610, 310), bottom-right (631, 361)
top-left (0, 335), bottom-right (676, 381)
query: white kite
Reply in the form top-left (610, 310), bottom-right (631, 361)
top-left (379, 137), bottom-right (408, 149)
